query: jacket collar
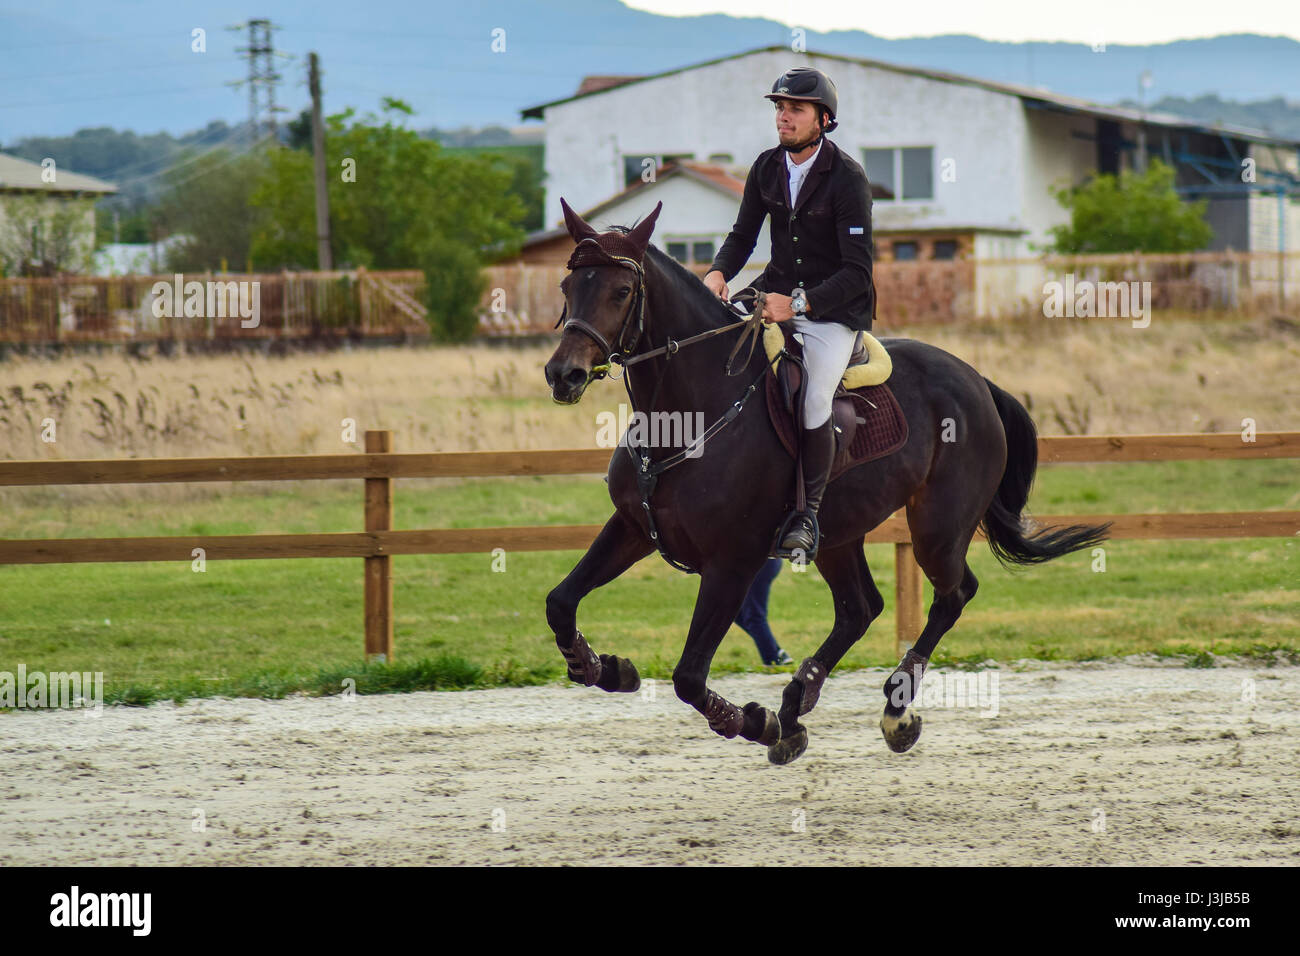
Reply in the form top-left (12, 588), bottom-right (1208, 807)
top-left (777, 137), bottom-right (836, 213)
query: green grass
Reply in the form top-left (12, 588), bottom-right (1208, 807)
top-left (0, 459), bottom-right (1296, 705)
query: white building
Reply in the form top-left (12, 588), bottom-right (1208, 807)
top-left (0, 152), bottom-right (116, 275)
top-left (522, 46), bottom-right (1300, 264)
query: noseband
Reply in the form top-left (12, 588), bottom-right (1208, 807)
top-left (553, 237), bottom-right (647, 381)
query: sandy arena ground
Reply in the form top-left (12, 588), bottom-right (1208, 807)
top-left (2, 659), bottom-right (1298, 866)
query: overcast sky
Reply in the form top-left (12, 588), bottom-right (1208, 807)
top-left (623, 0), bottom-right (1300, 44)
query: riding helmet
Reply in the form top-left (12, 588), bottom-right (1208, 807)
top-left (764, 67), bottom-right (839, 133)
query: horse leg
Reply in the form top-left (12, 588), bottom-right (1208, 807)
top-left (546, 511), bottom-right (654, 693)
top-left (671, 567), bottom-right (782, 749)
top-left (881, 517), bottom-right (981, 753)
top-left (770, 539), bottom-right (883, 765)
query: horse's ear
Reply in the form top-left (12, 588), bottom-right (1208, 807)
top-left (626, 201), bottom-right (663, 258)
top-left (560, 197), bottom-right (599, 242)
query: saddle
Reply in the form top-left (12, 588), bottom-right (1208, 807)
top-left (763, 325), bottom-right (908, 482)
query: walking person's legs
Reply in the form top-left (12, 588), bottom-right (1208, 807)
top-left (734, 557), bottom-right (791, 664)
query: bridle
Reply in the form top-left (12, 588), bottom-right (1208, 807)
top-left (553, 238), bottom-right (648, 383)
top-left (555, 237), bottom-right (771, 382)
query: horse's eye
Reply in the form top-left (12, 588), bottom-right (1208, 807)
top-left (617, 287), bottom-right (631, 299)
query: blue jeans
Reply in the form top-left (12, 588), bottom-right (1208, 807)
top-left (734, 557), bottom-right (783, 663)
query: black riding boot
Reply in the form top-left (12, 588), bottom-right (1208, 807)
top-left (779, 418), bottom-right (836, 556)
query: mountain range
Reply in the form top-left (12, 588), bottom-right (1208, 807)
top-left (2, 0), bottom-right (1297, 141)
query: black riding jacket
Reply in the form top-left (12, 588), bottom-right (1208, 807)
top-left (709, 136), bottom-right (877, 331)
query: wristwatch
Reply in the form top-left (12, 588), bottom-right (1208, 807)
top-left (791, 288), bottom-right (808, 315)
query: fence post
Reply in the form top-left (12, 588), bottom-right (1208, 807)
top-left (894, 541), bottom-right (925, 657)
top-left (357, 266), bottom-right (369, 331)
top-left (364, 429), bottom-right (394, 662)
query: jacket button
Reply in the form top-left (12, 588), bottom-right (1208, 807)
top-left (796, 258), bottom-right (802, 264)
top-left (798, 281), bottom-right (804, 287)
top-left (792, 236), bottom-right (798, 242)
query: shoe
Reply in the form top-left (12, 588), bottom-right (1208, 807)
top-left (779, 418), bottom-right (835, 555)
top-left (769, 649), bottom-right (794, 665)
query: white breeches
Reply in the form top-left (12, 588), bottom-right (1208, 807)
top-left (791, 317), bottom-right (859, 428)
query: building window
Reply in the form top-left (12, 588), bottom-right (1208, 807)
top-left (893, 241), bottom-right (918, 261)
top-left (623, 153), bottom-right (694, 187)
top-left (863, 147), bottom-right (934, 201)
top-left (707, 152), bottom-right (733, 164)
top-left (624, 155), bottom-right (656, 186)
top-left (665, 237), bottom-right (716, 266)
top-left (901, 147), bottom-right (933, 200)
top-left (932, 239), bottom-right (959, 260)
top-left (864, 148), bottom-right (895, 200)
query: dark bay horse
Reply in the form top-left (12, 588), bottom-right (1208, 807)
top-left (543, 198), bottom-right (1109, 765)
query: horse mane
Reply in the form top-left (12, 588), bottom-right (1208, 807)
top-left (603, 224), bottom-right (739, 329)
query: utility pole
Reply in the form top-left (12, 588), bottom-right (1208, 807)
top-left (1136, 70), bottom-right (1154, 173)
top-left (309, 52), bottom-right (333, 270)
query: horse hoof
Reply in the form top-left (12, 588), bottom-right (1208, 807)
top-left (743, 702), bottom-right (781, 746)
top-left (597, 654), bottom-right (640, 693)
top-left (880, 709), bottom-right (922, 753)
top-left (767, 725), bottom-right (809, 765)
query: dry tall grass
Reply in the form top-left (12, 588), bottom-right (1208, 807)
top-left (1, 314), bottom-right (1295, 507)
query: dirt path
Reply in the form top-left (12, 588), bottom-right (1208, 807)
top-left (2, 659), bottom-right (1298, 865)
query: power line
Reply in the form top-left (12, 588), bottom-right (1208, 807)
top-left (95, 127), bottom-right (259, 197)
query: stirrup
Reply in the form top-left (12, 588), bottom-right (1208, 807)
top-left (772, 509), bottom-right (820, 561)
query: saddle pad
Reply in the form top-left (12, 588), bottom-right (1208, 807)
top-left (763, 322), bottom-right (892, 387)
top-left (764, 374), bottom-right (909, 481)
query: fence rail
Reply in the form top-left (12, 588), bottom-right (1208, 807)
top-left (2, 431), bottom-right (1297, 660)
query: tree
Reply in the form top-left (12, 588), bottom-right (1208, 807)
top-left (1048, 159), bottom-right (1214, 253)
top-left (248, 99), bottom-right (525, 340)
top-left (156, 148), bottom-right (269, 272)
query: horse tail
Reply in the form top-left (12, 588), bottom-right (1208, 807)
top-left (980, 377), bottom-right (1111, 567)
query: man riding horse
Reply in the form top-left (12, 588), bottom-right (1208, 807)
top-left (543, 68), bottom-right (1109, 764)
top-left (704, 66), bottom-right (876, 559)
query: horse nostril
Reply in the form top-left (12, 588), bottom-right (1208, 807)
top-left (563, 367), bottom-right (588, 388)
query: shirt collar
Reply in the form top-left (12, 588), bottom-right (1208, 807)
top-left (785, 137), bottom-right (823, 174)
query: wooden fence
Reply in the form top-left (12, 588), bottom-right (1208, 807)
top-left (1, 431), bottom-right (1297, 660)
top-left (4, 251), bottom-right (1296, 345)
top-left (480, 250), bottom-right (1300, 333)
top-left (0, 269), bottom-right (430, 345)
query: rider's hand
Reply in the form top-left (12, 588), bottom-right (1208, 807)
top-left (761, 292), bottom-right (795, 323)
top-left (703, 270), bottom-right (729, 301)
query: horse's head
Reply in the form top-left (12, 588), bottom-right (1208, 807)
top-left (544, 197), bottom-right (662, 404)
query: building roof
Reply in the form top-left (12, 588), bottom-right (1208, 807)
top-left (522, 45), bottom-right (1300, 149)
top-left (0, 152), bottom-right (117, 194)
top-left (575, 75), bottom-right (645, 96)
top-left (522, 159), bottom-right (746, 247)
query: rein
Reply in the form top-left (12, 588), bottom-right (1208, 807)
top-left (620, 288), bottom-right (768, 377)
